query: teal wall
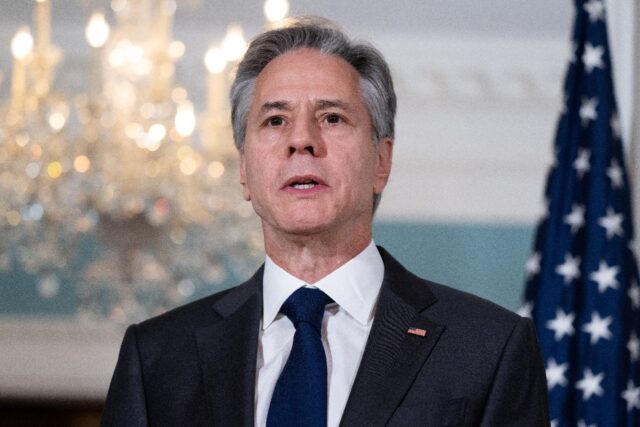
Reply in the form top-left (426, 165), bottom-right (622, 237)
top-left (373, 222), bottom-right (534, 312)
top-left (0, 221), bottom-right (534, 316)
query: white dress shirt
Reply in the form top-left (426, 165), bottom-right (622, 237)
top-left (255, 241), bottom-right (385, 427)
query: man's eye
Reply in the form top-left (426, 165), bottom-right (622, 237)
top-left (266, 116), bottom-right (285, 127)
top-left (324, 114), bottom-right (342, 124)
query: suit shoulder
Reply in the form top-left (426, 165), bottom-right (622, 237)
top-left (378, 246), bottom-right (523, 332)
top-left (416, 279), bottom-right (537, 368)
top-left (429, 280), bottom-right (518, 319)
top-left (135, 270), bottom-right (262, 338)
top-left (422, 279), bottom-right (525, 335)
top-left (138, 286), bottom-right (228, 328)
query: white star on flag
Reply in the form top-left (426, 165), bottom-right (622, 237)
top-left (628, 331), bottom-right (640, 362)
top-left (526, 252), bottom-right (542, 277)
top-left (582, 43), bottom-right (605, 73)
top-left (573, 148), bottom-right (591, 177)
top-left (582, 311), bottom-right (613, 344)
top-left (598, 207), bottom-right (624, 239)
top-left (584, 0), bottom-right (605, 22)
top-left (589, 260), bottom-right (620, 293)
top-left (517, 301), bottom-right (533, 319)
top-left (606, 159), bottom-right (624, 188)
top-left (550, 420), bottom-right (559, 427)
top-left (564, 204), bottom-right (585, 233)
top-left (629, 280), bottom-right (640, 309)
top-left (546, 358), bottom-right (569, 390)
top-left (580, 97), bottom-right (598, 126)
top-left (556, 254), bottom-right (581, 284)
top-left (622, 380), bottom-right (640, 412)
top-left (576, 368), bottom-right (605, 401)
top-left (546, 309), bottom-right (575, 341)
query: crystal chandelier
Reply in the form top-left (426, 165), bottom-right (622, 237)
top-left (0, 0), bottom-right (290, 323)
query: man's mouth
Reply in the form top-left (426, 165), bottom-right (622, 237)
top-left (291, 179), bottom-right (318, 190)
top-left (283, 176), bottom-right (325, 190)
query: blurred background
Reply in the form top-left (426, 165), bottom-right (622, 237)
top-left (0, 0), bottom-right (637, 425)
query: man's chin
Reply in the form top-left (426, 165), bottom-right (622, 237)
top-left (263, 216), bottom-right (337, 238)
top-left (278, 222), bottom-right (332, 237)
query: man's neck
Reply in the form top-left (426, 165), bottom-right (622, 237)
top-left (264, 227), bottom-right (372, 284)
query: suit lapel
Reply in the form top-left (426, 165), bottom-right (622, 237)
top-left (195, 267), bottom-right (263, 427)
top-left (340, 248), bottom-right (445, 427)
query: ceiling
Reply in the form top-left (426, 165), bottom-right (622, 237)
top-left (0, 0), bottom-right (575, 87)
top-left (0, 0), bottom-right (574, 41)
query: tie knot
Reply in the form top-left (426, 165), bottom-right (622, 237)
top-left (281, 287), bottom-right (332, 331)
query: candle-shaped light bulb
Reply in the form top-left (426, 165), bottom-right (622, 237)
top-left (86, 12), bottom-right (110, 48)
top-left (86, 13), bottom-right (110, 105)
top-left (264, 0), bottom-right (289, 23)
top-left (35, 0), bottom-right (50, 51)
top-left (10, 27), bottom-right (34, 111)
top-left (157, 0), bottom-right (176, 45)
top-left (205, 47), bottom-right (226, 74)
top-left (12, 27), bottom-right (34, 60)
top-left (221, 24), bottom-right (247, 62)
top-left (175, 100), bottom-right (196, 138)
top-left (205, 46), bottom-right (227, 119)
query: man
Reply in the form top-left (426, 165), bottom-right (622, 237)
top-left (102, 17), bottom-right (549, 426)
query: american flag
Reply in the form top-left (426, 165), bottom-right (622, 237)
top-left (521, 0), bottom-right (640, 426)
top-left (407, 327), bottom-right (427, 337)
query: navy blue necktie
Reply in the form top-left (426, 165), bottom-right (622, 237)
top-left (267, 287), bottom-right (333, 427)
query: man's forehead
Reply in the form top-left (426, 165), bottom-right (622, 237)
top-left (250, 49), bottom-right (364, 111)
top-left (260, 47), bottom-right (356, 72)
top-left (254, 49), bottom-right (359, 88)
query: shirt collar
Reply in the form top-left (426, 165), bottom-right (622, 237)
top-left (262, 241), bottom-right (384, 330)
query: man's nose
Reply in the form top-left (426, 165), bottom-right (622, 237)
top-left (287, 118), bottom-right (326, 157)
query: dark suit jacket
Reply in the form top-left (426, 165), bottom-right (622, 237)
top-left (102, 247), bottom-right (549, 426)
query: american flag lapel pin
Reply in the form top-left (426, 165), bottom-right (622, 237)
top-left (407, 327), bottom-right (427, 337)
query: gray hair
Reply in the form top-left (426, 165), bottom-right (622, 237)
top-left (230, 16), bottom-right (396, 211)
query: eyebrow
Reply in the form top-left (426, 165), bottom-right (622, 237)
top-left (259, 101), bottom-right (293, 114)
top-left (315, 99), bottom-right (353, 111)
top-left (258, 99), bottom-right (354, 115)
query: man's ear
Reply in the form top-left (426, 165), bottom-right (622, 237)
top-left (239, 152), bottom-right (251, 201)
top-left (373, 138), bottom-right (393, 194)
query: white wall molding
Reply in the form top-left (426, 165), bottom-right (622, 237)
top-left (0, 319), bottom-right (121, 400)
top-left (374, 35), bottom-right (566, 223)
top-left (380, 35), bottom-right (567, 106)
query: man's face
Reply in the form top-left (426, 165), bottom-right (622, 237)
top-left (240, 48), bottom-right (392, 239)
